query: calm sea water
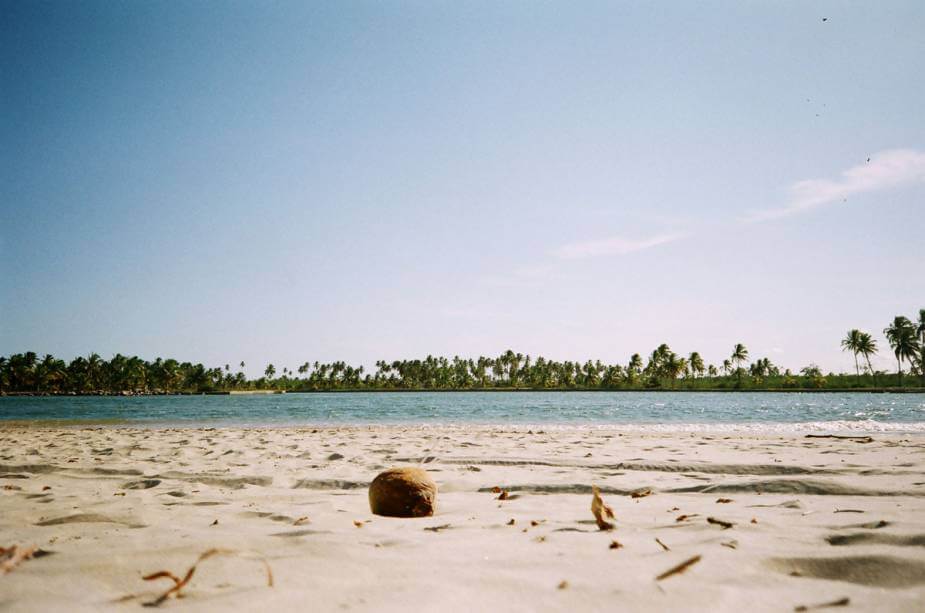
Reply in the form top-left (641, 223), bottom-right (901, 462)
top-left (1, 392), bottom-right (924, 430)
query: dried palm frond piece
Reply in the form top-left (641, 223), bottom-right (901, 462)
top-left (706, 517), bottom-right (734, 529)
top-left (630, 488), bottom-right (652, 499)
top-left (804, 434), bottom-right (872, 443)
top-left (655, 554), bottom-right (702, 581)
top-left (715, 498), bottom-right (733, 504)
top-left (1, 545), bottom-right (40, 574)
top-left (142, 548), bottom-right (273, 607)
top-left (591, 486), bottom-right (615, 531)
top-left (293, 516), bottom-right (310, 526)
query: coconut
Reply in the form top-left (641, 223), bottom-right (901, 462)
top-left (368, 467), bottom-right (437, 518)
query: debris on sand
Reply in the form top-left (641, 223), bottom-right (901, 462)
top-left (794, 596), bottom-right (849, 611)
top-left (1, 545), bottom-right (53, 574)
top-left (707, 517), bottom-right (734, 529)
top-left (804, 435), bottom-right (872, 443)
top-left (591, 486), bottom-right (615, 531)
top-left (655, 538), bottom-right (670, 552)
top-left (141, 548), bottom-right (273, 607)
top-left (655, 554), bottom-right (702, 581)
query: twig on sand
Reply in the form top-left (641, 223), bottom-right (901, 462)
top-left (141, 548), bottom-right (273, 607)
top-left (655, 555), bottom-right (702, 581)
top-left (655, 538), bottom-right (670, 551)
top-left (804, 435), bottom-right (872, 443)
top-left (794, 597), bottom-right (850, 611)
top-left (591, 486), bottom-right (615, 531)
top-left (707, 517), bottom-right (734, 529)
top-left (833, 509), bottom-right (864, 514)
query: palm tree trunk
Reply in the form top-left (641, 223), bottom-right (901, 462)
top-left (865, 355), bottom-right (877, 386)
top-left (854, 353), bottom-right (860, 383)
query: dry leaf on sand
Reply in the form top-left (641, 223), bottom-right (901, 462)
top-left (591, 486), bottom-right (615, 531)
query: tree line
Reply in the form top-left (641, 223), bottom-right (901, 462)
top-left (2, 309), bottom-right (922, 395)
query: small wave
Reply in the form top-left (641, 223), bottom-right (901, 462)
top-left (450, 420), bottom-right (925, 434)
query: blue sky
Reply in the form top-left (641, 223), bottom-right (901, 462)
top-left (2, 1), bottom-right (923, 375)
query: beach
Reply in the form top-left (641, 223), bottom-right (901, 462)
top-left (2, 425), bottom-right (924, 611)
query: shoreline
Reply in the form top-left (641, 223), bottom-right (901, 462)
top-left (3, 420), bottom-right (925, 434)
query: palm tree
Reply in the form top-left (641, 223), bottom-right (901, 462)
top-left (841, 329), bottom-right (864, 382)
top-left (917, 309), bottom-right (925, 385)
top-left (688, 352), bottom-right (704, 379)
top-left (721, 359), bottom-right (731, 376)
top-left (884, 316), bottom-right (918, 385)
top-left (265, 364), bottom-right (276, 380)
top-left (731, 344), bottom-right (748, 385)
top-left (856, 332), bottom-right (878, 383)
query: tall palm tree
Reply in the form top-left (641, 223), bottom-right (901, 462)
top-left (884, 316), bottom-right (918, 385)
top-left (917, 309), bottom-right (925, 385)
top-left (688, 352), bottom-right (704, 379)
top-left (840, 329), bottom-right (864, 382)
top-left (856, 332), bottom-right (878, 383)
top-left (731, 344), bottom-right (748, 386)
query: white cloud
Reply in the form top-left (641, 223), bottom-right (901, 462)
top-left (552, 232), bottom-right (685, 260)
top-left (745, 148), bottom-right (925, 222)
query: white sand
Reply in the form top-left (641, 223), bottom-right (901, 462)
top-left (2, 425), bottom-right (924, 611)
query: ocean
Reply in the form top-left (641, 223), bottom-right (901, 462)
top-left (1, 391), bottom-right (924, 431)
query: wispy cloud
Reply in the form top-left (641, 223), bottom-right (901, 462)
top-left (552, 232), bottom-right (685, 260)
top-left (745, 148), bottom-right (925, 222)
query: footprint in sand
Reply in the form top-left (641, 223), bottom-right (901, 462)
top-left (768, 555), bottom-right (925, 588)
top-left (35, 513), bottom-right (147, 529)
top-left (121, 479), bottom-right (161, 490)
top-left (826, 533), bottom-right (925, 547)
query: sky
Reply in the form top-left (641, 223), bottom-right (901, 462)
top-left (2, 1), bottom-right (923, 376)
